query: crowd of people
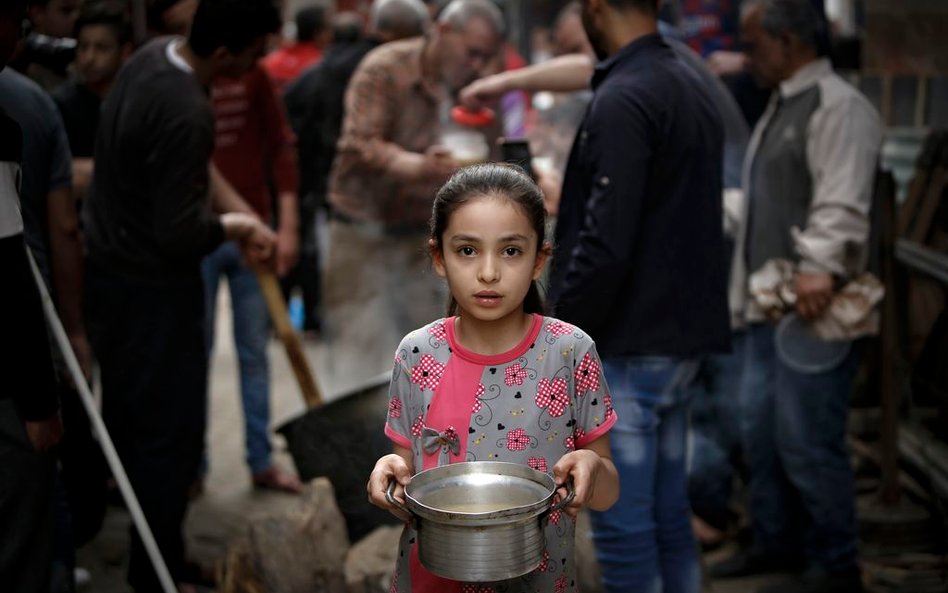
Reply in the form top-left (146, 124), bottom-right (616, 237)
top-left (0, 0), bottom-right (883, 592)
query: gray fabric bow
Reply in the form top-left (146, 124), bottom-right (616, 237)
top-left (422, 426), bottom-right (460, 456)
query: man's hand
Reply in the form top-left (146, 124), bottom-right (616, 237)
top-left (221, 213), bottom-right (278, 271)
top-left (795, 272), bottom-right (834, 320)
top-left (459, 73), bottom-right (510, 111)
top-left (25, 413), bottom-right (63, 452)
top-left (240, 222), bottom-right (278, 271)
top-left (705, 50), bottom-right (747, 76)
top-left (67, 332), bottom-right (93, 385)
top-left (275, 225), bottom-right (299, 278)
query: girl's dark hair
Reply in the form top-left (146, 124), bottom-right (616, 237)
top-left (430, 163), bottom-right (548, 317)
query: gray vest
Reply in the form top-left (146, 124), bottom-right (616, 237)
top-left (745, 86), bottom-right (821, 275)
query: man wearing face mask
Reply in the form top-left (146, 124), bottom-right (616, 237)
top-left (325, 0), bottom-right (504, 384)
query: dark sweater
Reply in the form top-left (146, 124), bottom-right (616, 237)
top-left (83, 37), bottom-right (224, 281)
top-left (549, 34), bottom-right (731, 358)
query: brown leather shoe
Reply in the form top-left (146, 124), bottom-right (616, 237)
top-left (252, 465), bottom-right (304, 494)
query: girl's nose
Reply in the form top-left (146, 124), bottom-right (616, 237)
top-left (478, 255), bottom-right (500, 283)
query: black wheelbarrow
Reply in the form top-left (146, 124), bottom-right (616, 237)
top-left (258, 274), bottom-right (400, 542)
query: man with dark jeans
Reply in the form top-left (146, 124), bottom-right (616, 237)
top-left (710, 1), bottom-right (880, 592)
top-left (82, 0), bottom-right (279, 590)
top-left (547, 0), bottom-right (730, 591)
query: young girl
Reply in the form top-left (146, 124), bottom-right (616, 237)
top-left (367, 164), bottom-right (619, 593)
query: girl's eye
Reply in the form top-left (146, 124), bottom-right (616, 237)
top-left (458, 246), bottom-right (476, 256)
top-left (503, 247), bottom-right (522, 257)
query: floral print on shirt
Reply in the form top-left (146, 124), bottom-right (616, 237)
top-left (384, 315), bottom-right (616, 593)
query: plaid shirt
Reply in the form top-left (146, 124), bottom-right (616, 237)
top-left (329, 37), bottom-right (501, 228)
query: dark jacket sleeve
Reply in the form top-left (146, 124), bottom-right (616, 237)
top-left (552, 90), bottom-right (654, 336)
top-left (0, 234), bottom-right (59, 421)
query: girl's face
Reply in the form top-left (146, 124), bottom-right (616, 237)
top-left (433, 195), bottom-right (547, 323)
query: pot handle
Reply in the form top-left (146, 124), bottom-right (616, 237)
top-left (549, 480), bottom-right (576, 514)
top-left (386, 480), bottom-right (413, 518)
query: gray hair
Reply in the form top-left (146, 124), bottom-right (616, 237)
top-left (743, 0), bottom-right (824, 52)
top-left (370, 0), bottom-right (429, 38)
top-left (437, 0), bottom-right (505, 37)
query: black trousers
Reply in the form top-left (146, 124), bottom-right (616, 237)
top-left (0, 400), bottom-right (57, 593)
top-left (85, 261), bottom-right (207, 592)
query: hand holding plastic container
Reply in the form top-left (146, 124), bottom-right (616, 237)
top-left (442, 106), bottom-right (495, 166)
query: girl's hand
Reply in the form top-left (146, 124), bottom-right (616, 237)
top-left (367, 450), bottom-right (413, 522)
top-left (552, 449), bottom-right (602, 518)
top-left (552, 436), bottom-right (619, 518)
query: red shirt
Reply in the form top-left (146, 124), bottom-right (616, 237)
top-left (211, 64), bottom-right (298, 221)
top-left (261, 43), bottom-right (322, 94)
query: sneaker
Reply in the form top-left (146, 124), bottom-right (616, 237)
top-left (709, 548), bottom-right (801, 579)
top-left (756, 566), bottom-right (863, 593)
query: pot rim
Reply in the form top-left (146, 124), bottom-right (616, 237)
top-left (404, 461), bottom-right (555, 524)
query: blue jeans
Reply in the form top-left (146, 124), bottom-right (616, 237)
top-left (203, 242), bottom-right (272, 474)
top-left (740, 323), bottom-right (859, 573)
top-left (590, 356), bottom-right (701, 593)
top-left (688, 332), bottom-right (745, 530)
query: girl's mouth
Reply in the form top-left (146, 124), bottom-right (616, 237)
top-left (473, 292), bottom-right (502, 306)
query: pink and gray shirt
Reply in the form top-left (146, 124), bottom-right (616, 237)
top-left (385, 314), bottom-right (617, 593)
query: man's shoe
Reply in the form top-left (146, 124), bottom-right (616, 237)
top-left (709, 549), bottom-right (799, 579)
top-left (756, 566), bottom-right (863, 593)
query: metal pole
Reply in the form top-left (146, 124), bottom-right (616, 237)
top-left (26, 250), bottom-right (177, 593)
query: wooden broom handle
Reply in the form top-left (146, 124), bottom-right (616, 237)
top-left (255, 271), bottom-right (324, 408)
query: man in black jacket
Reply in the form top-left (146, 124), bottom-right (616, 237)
top-left (0, 2), bottom-right (63, 591)
top-left (546, 0), bottom-right (730, 591)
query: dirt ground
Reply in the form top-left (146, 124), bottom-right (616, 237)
top-left (75, 288), bottom-right (780, 593)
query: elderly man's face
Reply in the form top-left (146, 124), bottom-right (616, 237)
top-left (438, 17), bottom-right (500, 93)
top-left (741, 6), bottom-right (787, 89)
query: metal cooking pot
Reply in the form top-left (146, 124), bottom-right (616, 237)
top-left (385, 461), bottom-right (574, 582)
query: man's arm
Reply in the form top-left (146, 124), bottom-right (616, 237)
top-left (209, 162), bottom-right (255, 216)
top-left (459, 54), bottom-right (594, 109)
top-left (794, 95), bottom-right (881, 318)
top-left (47, 186), bottom-right (91, 380)
top-left (45, 107), bottom-right (91, 380)
top-left (552, 91), bottom-right (652, 335)
top-left (71, 157), bottom-right (93, 203)
top-left (0, 233), bottom-right (62, 451)
top-left (260, 70), bottom-right (300, 277)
